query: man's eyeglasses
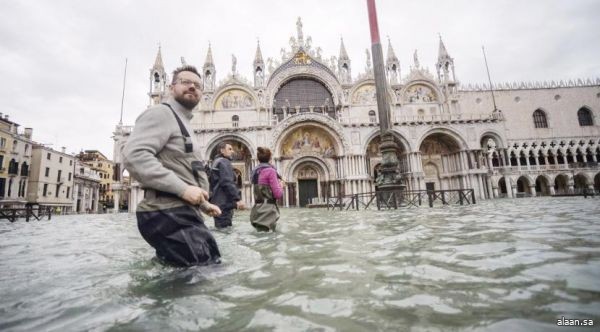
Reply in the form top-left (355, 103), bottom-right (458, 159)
top-left (177, 79), bottom-right (202, 89)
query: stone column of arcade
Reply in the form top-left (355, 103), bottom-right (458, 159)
top-left (366, 0), bottom-right (405, 194)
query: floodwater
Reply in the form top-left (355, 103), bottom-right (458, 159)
top-left (1, 197), bottom-right (599, 332)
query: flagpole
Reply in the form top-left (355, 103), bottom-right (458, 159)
top-left (482, 46), bottom-right (499, 112)
top-left (119, 58), bottom-right (128, 125)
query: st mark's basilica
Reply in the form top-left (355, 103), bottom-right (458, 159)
top-left (113, 18), bottom-right (600, 211)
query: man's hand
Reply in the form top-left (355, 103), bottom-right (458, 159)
top-left (236, 201), bottom-right (246, 210)
top-left (200, 202), bottom-right (221, 217)
top-left (181, 185), bottom-right (209, 205)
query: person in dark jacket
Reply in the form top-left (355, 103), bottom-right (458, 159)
top-left (209, 142), bottom-right (246, 228)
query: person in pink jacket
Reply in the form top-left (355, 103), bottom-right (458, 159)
top-left (249, 147), bottom-right (283, 231)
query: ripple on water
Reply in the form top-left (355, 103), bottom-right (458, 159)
top-left (1, 198), bottom-right (599, 331)
top-left (272, 293), bottom-right (354, 318)
top-left (385, 294), bottom-right (462, 314)
top-left (247, 309), bottom-right (335, 332)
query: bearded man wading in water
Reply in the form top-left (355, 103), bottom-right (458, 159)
top-left (123, 65), bottom-right (223, 267)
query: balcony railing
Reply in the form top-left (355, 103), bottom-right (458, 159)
top-left (493, 161), bottom-right (598, 173)
top-left (195, 111), bottom-right (503, 130)
top-left (197, 119), bottom-right (277, 130)
top-left (392, 113), bottom-right (503, 124)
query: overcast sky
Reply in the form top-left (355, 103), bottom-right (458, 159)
top-left (2, 0), bottom-right (599, 159)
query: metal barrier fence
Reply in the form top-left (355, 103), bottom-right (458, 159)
top-left (0, 204), bottom-right (52, 222)
top-left (326, 189), bottom-right (476, 211)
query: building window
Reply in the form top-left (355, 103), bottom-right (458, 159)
top-left (43, 183), bottom-right (48, 196)
top-left (57, 170), bottom-right (62, 182)
top-left (66, 186), bottom-right (70, 199)
top-left (68, 172), bottom-right (72, 181)
top-left (70, 160), bottom-right (73, 166)
top-left (533, 109), bottom-right (548, 128)
top-left (45, 167), bottom-right (50, 177)
top-left (59, 156), bottom-right (63, 163)
top-left (55, 184), bottom-right (60, 197)
top-left (578, 107), bottom-right (593, 126)
top-left (0, 138), bottom-right (6, 149)
top-left (369, 110), bottom-right (377, 123)
top-left (20, 162), bottom-right (28, 176)
top-left (19, 179), bottom-right (26, 197)
top-left (232, 115), bottom-right (239, 128)
top-left (8, 159), bottom-right (19, 175)
top-left (47, 153), bottom-right (51, 160)
top-left (12, 140), bottom-right (17, 152)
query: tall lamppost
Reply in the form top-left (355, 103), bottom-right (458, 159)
top-left (366, 0), bottom-right (405, 191)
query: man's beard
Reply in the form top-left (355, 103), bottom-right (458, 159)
top-left (175, 93), bottom-right (200, 110)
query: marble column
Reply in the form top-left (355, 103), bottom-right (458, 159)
top-left (505, 177), bottom-right (514, 198)
top-left (529, 185), bottom-right (537, 197)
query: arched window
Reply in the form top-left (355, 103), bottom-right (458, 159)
top-left (533, 109), bottom-right (548, 128)
top-left (232, 115), bottom-right (239, 128)
top-left (8, 159), bottom-right (18, 175)
top-left (577, 107), bottom-right (593, 126)
top-left (20, 162), bottom-right (28, 176)
top-left (368, 110), bottom-right (376, 123)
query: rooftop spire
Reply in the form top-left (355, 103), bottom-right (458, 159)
top-left (339, 37), bottom-right (349, 60)
top-left (254, 39), bottom-right (264, 66)
top-left (386, 36), bottom-right (398, 62)
top-left (152, 44), bottom-right (164, 70)
top-left (438, 34), bottom-right (450, 61)
top-left (204, 42), bottom-right (214, 66)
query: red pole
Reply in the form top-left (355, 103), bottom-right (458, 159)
top-left (365, 0), bottom-right (404, 191)
top-left (366, 0), bottom-right (380, 44)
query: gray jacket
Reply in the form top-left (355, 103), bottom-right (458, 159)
top-left (123, 98), bottom-right (208, 212)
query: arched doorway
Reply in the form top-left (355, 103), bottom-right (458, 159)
top-left (296, 163), bottom-right (320, 207)
top-left (423, 163), bottom-right (440, 191)
top-left (594, 172), bottom-right (600, 193)
top-left (573, 173), bottom-right (589, 194)
top-left (419, 133), bottom-right (463, 191)
top-left (498, 177), bottom-right (508, 197)
top-left (554, 174), bottom-right (569, 195)
top-left (278, 124), bottom-right (339, 206)
top-left (516, 176), bottom-right (531, 197)
top-left (535, 175), bottom-right (551, 196)
top-left (287, 159), bottom-right (331, 207)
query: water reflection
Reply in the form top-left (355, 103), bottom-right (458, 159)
top-left (1, 198), bottom-right (599, 331)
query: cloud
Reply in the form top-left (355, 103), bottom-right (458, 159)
top-left (1, 0), bottom-right (598, 159)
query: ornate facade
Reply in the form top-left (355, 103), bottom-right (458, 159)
top-left (114, 18), bottom-right (600, 211)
